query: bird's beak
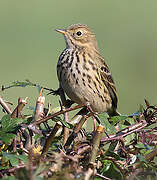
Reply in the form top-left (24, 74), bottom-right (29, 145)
top-left (56, 29), bottom-right (67, 35)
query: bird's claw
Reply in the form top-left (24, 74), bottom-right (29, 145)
top-left (47, 88), bottom-right (60, 96)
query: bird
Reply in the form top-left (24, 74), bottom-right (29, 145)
top-left (56, 24), bottom-right (119, 117)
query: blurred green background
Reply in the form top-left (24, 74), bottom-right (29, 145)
top-left (0, 0), bottom-right (157, 116)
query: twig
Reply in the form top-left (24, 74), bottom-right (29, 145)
top-left (127, 147), bottom-right (157, 179)
top-left (28, 148), bottom-right (34, 180)
top-left (21, 129), bottom-right (31, 150)
top-left (127, 168), bottom-right (143, 180)
top-left (96, 173), bottom-right (111, 180)
top-left (64, 115), bottom-right (88, 150)
top-left (27, 124), bottom-right (43, 135)
top-left (84, 168), bottom-right (94, 180)
top-left (89, 125), bottom-right (104, 163)
top-left (0, 164), bottom-right (25, 178)
top-left (58, 86), bottom-right (70, 145)
top-left (42, 122), bottom-right (62, 155)
top-left (145, 148), bottom-right (157, 161)
top-left (1, 80), bottom-right (54, 93)
top-left (33, 91), bottom-right (45, 122)
top-left (106, 157), bottom-right (125, 175)
top-left (32, 104), bottom-right (85, 126)
top-left (11, 97), bottom-right (27, 118)
top-left (13, 137), bottom-right (17, 152)
top-left (63, 110), bottom-right (69, 144)
top-left (101, 120), bottom-right (148, 142)
top-left (0, 96), bottom-right (12, 114)
top-left (77, 145), bottom-right (91, 155)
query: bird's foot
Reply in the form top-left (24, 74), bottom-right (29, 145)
top-left (85, 102), bottom-right (100, 124)
top-left (47, 88), bottom-right (61, 96)
top-left (63, 99), bottom-right (75, 108)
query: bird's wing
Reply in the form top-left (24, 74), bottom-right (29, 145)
top-left (95, 52), bottom-right (118, 109)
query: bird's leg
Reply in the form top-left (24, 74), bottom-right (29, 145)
top-left (47, 87), bottom-right (74, 108)
top-left (85, 102), bottom-right (100, 124)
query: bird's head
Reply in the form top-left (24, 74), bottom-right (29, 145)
top-left (56, 24), bottom-right (98, 50)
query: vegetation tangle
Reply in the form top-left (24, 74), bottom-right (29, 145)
top-left (0, 80), bottom-right (157, 180)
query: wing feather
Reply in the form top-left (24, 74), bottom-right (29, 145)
top-left (95, 51), bottom-right (118, 109)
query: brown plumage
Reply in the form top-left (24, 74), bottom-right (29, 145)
top-left (56, 24), bottom-right (118, 116)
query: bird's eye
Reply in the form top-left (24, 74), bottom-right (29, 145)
top-left (76, 31), bottom-right (82, 36)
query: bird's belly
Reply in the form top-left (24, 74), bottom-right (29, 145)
top-left (60, 70), bottom-right (112, 113)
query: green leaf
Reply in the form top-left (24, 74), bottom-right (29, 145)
top-left (12, 81), bottom-right (30, 87)
top-left (98, 113), bottom-right (109, 125)
top-left (0, 115), bottom-right (22, 144)
top-left (103, 118), bottom-right (116, 134)
top-left (34, 134), bottom-right (41, 141)
top-left (118, 123), bottom-right (128, 131)
top-left (17, 155), bottom-right (28, 164)
top-left (101, 160), bottom-right (123, 180)
top-left (9, 156), bottom-right (19, 166)
top-left (2, 152), bottom-right (18, 166)
top-left (0, 165), bottom-right (10, 171)
top-left (154, 157), bottom-right (157, 165)
top-left (110, 115), bottom-right (128, 125)
top-left (135, 143), bottom-right (153, 153)
top-left (2, 152), bottom-right (28, 167)
top-left (1, 176), bottom-right (17, 180)
top-left (144, 123), bottom-right (157, 130)
top-left (51, 116), bottom-right (73, 129)
top-left (125, 133), bottom-right (136, 145)
top-left (135, 143), bottom-right (146, 149)
top-left (108, 141), bottom-right (119, 152)
top-left (98, 113), bottom-right (116, 134)
top-left (101, 160), bottom-right (112, 172)
top-left (34, 164), bottom-right (48, 177)
top-left (105, 150), bottom-right (120, 160)
top-left (94, 178), bottom-right (102, 180)
top-left (0, 133), bottom-right (16, 144)
top-left (1, 115), bottom-right (22, 131)
top-left (1, 114), bottom-right (11, 128)
top-left (137, 154), bottom-right (147, 163)
top-left (126, 117), bottom-right (135, 125)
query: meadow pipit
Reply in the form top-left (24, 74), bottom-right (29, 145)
top-left (56, 24), bottom-right (118, 116)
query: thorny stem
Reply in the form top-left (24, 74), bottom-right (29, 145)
top-left (1, 80), bottom-right (54, 93)
top-left (32, 104), bottom-right (85, 126)
top-left (101, 120), bottom-right (148, 142)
